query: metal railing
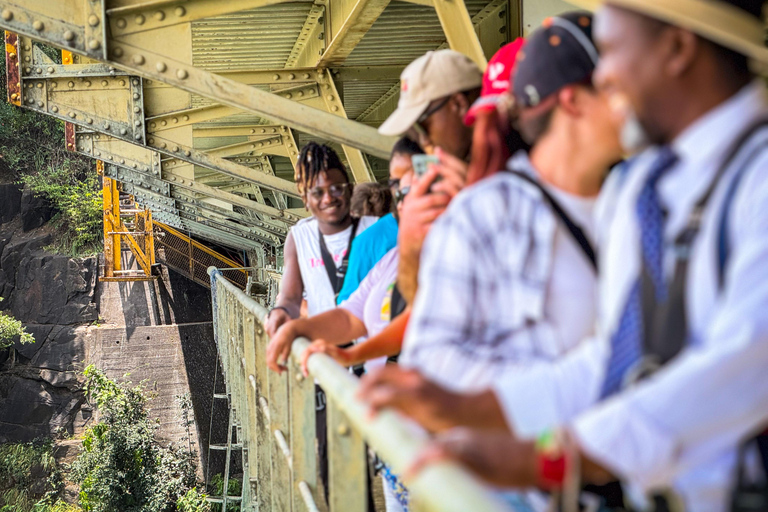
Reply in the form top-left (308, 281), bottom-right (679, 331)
top-left (209, 267), bottom-right (512, 512)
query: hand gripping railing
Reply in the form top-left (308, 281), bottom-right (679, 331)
top-left (209, 267), bottom-right (513, 512)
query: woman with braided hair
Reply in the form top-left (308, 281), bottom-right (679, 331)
top-left (265, 142), bottom-right (378, 340)
top-left (265, 141), bottom-right (378, 505)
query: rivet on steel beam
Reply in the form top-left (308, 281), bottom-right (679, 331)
top-left (1, 10), bottom-right (12, 21)
top-left (63, 30), bottom-right (75, 42)
top-left (37, 100), bottom-right (44, 107)
top-left (95, 151), bottom-right (101, 156)
top-left (68, 112), bottom-right (76, 118)
top-left (88, 40), bottom-right (101, 51)
top-left (120, 128), bottom-right (127, 135)
top-left (295, 372), bottom-right (304, 382)
top-left (284, 93), bottom-right (292, 99)
top-left (116, 18), bottom-right (127, 29)
top-left (135, 15), bottom-right (145, 25)
top-left (88, 15), bottom-right (99, 27)
top-left (113, 47), bottom-right (124, 58)
top-left (154, 11), bottom-right (165, 21)
top-left (337, 424), bottom-right (350, 436)
top-left (172, 117), bottom-right (178, 124)
top-left (51, 106), bottom-right (58, 113)
top-left (156, 62), bottom-right (167, 72)
top-left (84, 80), bottom-right (91, 87)
top-left (182, 115), bottom-right (189, 121)
top-left (86, 118), bottom-right (93, 124)
top-left (176, 69), bottom-right (188, 79)
top-left (104, 122), bottom-right (110, 130)
top-left (184, 150), bottom-right (191, 157)
top-left (161, 120), bottom-right (167, 126)
top-left (68, 81), bottom-right (74, 88)
top-left (9, 93), bottom-right (17, 101)
top-left (131, 163), bottom-right (137, 168)
top-left (35, 67), bottom-right (42, 74)
top-left (26, 98), bottom-right (33, 105)
top-left (134, 120), bottom-right (141, 126)
top-left (133, 106), bottom-right (141, 113)
top-left (148, 138), bottom-right (155, 144)
top-left (160, 142), bottom-right (167, 149)
top-left (172, 146), bottom-right (179, 152)
top-left (24, 67), bottom-right (30, 73)
top-left (175, 6), bottom-right (186, 16)
top-left (102, 80), bottom-right (108, 87)
top-left (120, 159), bottom-right (125, 164)
top-left (23, 56), bottom-right (29, 62)
top-left (7, 52), bottom-right (15, 60)
top-left (36, 82), bottom-right (42, 88)
top-left (119, 80), bottom-right (126, 86)
top-left (304, 73), bottom-right (311, 79)
top-left (47, 66), bottom-right (54, 73)
top-left (32, 20), bottom-right (44, 31)
top-left (134, 134), bottom-right (141, 140)
top-left (133, 55), bottom-right (145, 65)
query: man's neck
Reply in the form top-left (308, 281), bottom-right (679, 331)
top-left (660, 77), bottom-right (751, 144)
top-left (318, 215), bottom-right (353, 235)
top-left (530, 134), bottom-right (604, 198)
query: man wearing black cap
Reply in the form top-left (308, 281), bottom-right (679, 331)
top-left (359, 13), bottom-right (623, 503)
top-left (393, 1), bottom-right (768, 510)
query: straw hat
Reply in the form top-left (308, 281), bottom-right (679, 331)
top-left (567, 0), bottom-right (768, 64)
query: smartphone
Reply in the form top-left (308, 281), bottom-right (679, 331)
top-left (411, 154), bottom-right (440, 179)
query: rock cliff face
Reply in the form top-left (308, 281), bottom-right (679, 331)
top-left (0, 183), bottom-right (96, 443)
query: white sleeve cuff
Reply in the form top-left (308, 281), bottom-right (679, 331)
top-left (570, 396), bottom-right (678, 491)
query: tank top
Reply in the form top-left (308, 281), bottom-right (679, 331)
top-left (292, 216), bottom-right (378, 317)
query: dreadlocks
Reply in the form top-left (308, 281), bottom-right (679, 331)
top-left (295, 142), bottom-right (349, 197)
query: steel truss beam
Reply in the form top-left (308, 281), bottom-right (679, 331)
top-left (103, 165), bottom-right (284, 245)
top-left (319, 0), bottom-right (391, 67)
top-left (0, 2), bottom-right (396, 159)
top-left (72, 131), bottom-right (302, 229)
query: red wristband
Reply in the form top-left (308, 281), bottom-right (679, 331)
top-left (535, 430), bottom-right (570, 490)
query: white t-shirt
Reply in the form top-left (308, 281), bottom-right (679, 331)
top-left (291, 216), bottom-right (377, 317)
top-left (340, 248), bottom-right (399, 373)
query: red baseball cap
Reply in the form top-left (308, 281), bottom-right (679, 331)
top-left (463, 38), bottom-right (525, 126)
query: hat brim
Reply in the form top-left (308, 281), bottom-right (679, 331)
top-left (567, 0), bottom-right (768, 65)
top-left (378, 100), bottom-right (431, 137)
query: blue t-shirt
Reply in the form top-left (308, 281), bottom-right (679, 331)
top-left (337, 213), bottom-right (399, 304)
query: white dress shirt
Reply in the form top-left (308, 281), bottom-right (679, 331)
top-left (493, 81), bottom-right (768, 511)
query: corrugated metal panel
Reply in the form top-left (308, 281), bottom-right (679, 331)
top-left (191, 3), bottom-right (315, 71)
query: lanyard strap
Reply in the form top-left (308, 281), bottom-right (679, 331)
top-left (504, 169), bottom-right (598, 270)
top-left (318, 217), bottom-right (360, 299)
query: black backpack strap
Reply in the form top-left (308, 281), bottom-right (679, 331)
top-left (386, 283), bottom-right (407, 364)
top-left (318, 217), bottom-right (360, 300)
top-left (504, 169), bottom-right (597, 270)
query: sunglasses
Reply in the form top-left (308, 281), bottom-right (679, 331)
top-left (394, 186), bottom-right (411, 204)
top-left (412, 96), bottom-right (452, 140)
top-left (308, 182), bottom-right (351, 201)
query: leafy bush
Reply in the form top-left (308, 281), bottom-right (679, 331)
top-left (70, 366), bottom-right (199, 512)
top-left (0, 439), bottom-right (66, 512)
top-left (0, 298), bottom-right (34, 350)
top-left (176, 489), bottom-right (210, 512)
top-left (207, 476), bottom-right (240, 512)
top-left (0, 43), bottom-right (101, 256)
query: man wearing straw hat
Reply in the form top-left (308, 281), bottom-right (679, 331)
top-left (398, 1), bottom-right (768, 510)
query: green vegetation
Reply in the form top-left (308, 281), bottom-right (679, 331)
top-left (0, 298), bottom-right (34, 350)
top-left (207, 476), bottom-right (240, 512)
top-left (0, 438), bottom-right (79, 512)
top-left (70, 366), bottom-right (202, 512)
top-left (0, 44), bottom-right (102, 256)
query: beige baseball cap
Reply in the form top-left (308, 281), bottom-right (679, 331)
top-left (378, 50), bottom-right (484, 136)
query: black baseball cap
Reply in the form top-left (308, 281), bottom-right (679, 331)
top-left (513, 11), bottom-right (599, 108)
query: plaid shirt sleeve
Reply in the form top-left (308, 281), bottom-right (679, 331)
top-left (400, 174), bottom-right (560, 390)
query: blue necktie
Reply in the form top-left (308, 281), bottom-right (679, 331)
top-left (600, 147), bottom-right (679, 398)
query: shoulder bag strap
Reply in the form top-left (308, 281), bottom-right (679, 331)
top-left (318, 217), bottom-right (360, 298)
top-left (642, 118), bottom-right (768, 365)
top-left (505, 169), bottom-right (597, 270)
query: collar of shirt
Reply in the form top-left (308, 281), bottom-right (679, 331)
top-left (659, 80), bottom-right (768, 238)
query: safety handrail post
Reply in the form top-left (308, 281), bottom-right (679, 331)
top-left (288, 358), bottom-right (320, 511)
top-left (327, 398), bottom-right (367, 511)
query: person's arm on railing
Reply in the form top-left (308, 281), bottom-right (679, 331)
top-left (301, 309), bottom-right (411, 376)
top-left (265, 232), bottom-right (303, 338)
top-left (266, 308), bottom-right (367, 373)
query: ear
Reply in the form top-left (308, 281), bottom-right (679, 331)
top-left (451, 92), bottom-right (472, 117)
top-left (665, 27), bottom-right (698, 77)
top-left (557, 86), bottom-right (581, 117)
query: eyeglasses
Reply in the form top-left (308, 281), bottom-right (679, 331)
top-left (412, 96), bottom-right (452, 141)
top-left (394, 186), bottom-right (410, 204)
top-left (308, 182), bottom-right (351, 201)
